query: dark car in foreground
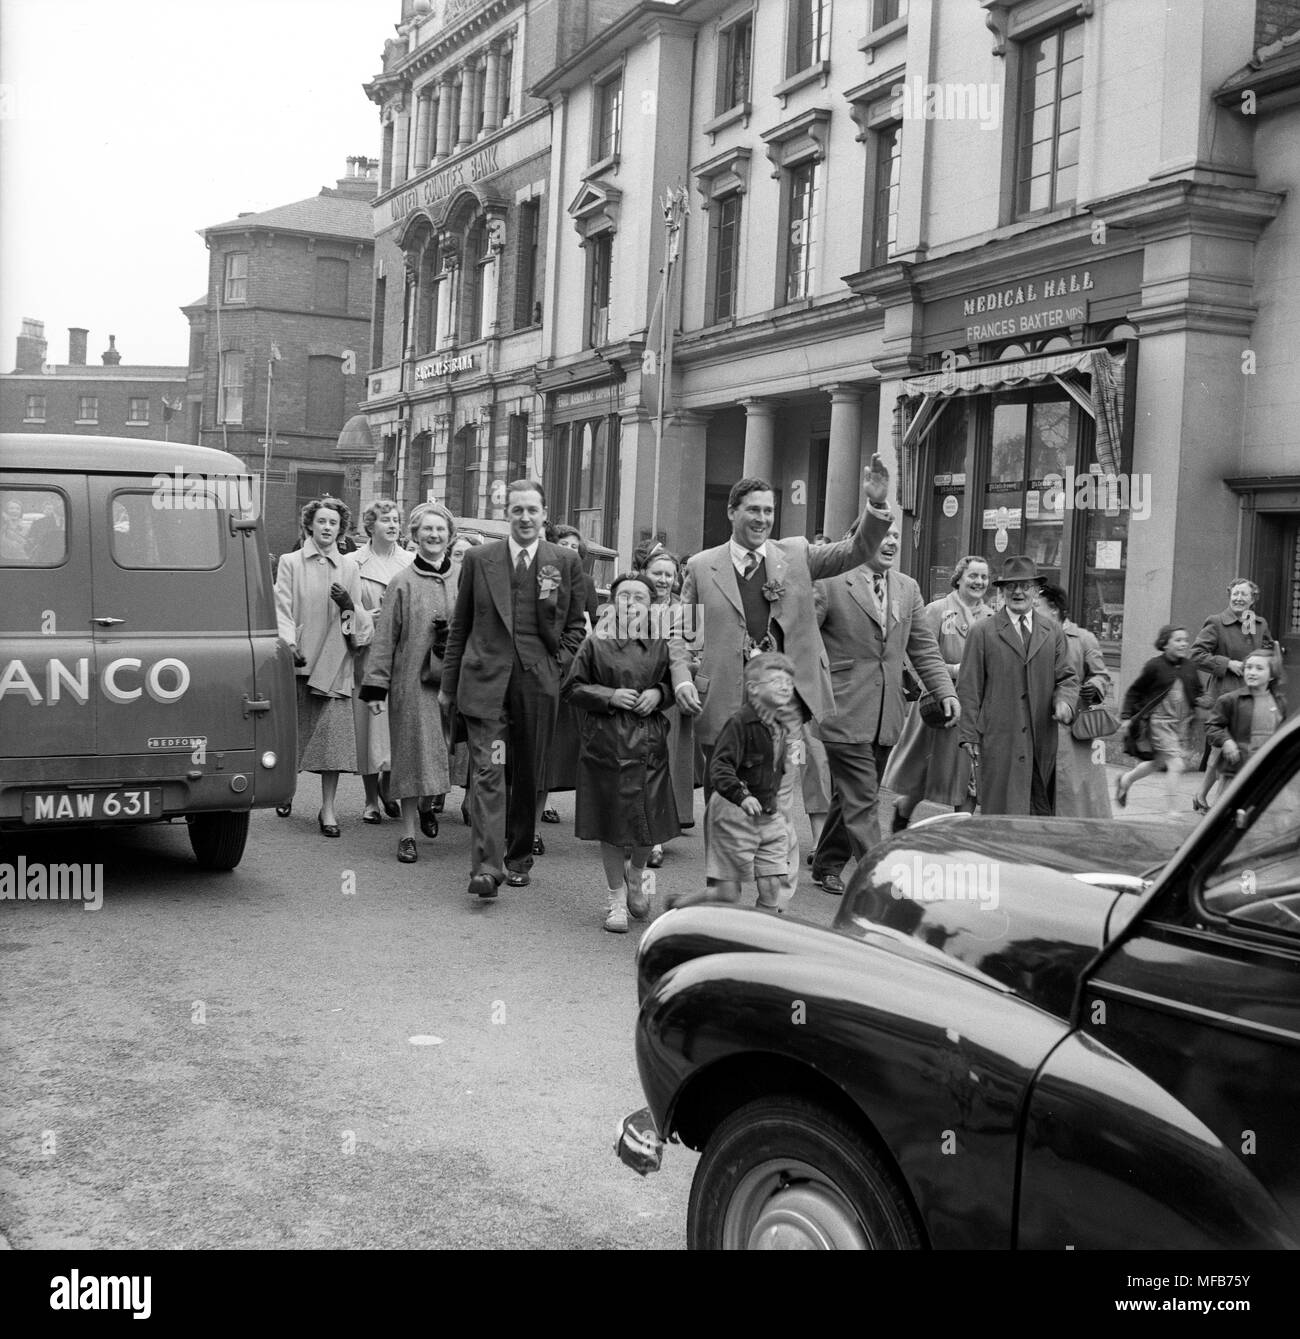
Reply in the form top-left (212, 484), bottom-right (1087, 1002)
top-left (622, 715), bottom-right (1300, 1249)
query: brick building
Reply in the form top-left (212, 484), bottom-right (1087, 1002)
top-left (0, 320), bottom-right (187, 441)
top-left (185, 159), bottom-right (378, 557)
top-left (359, 0), bottom-right (636, 529)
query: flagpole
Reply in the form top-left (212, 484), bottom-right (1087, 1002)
top-left (651, 186), bottom-right (688, 545)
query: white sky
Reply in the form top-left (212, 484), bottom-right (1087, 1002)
top-left (0, 0), bottom-right (396, 368)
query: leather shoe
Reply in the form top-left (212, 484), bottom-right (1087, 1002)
top-left (532, 834), bottom-right (545, 855)
top-left (275, 801), bottom-right (292, 818)
top-left (469, 874), bottom-right (498, 900)
top-left (362, 807), bottom-right (383, 824)
top-left (317, 811), bottom-right (340, 838)
top-left (419, 809), bottom-right (439, 839)
top-left (397, 837), bottom-right (417, 863)
top-left (541, 807), bottom-right (561, 824)
top-left (431, 793), bottom-right (446, 813)
top-left (812, 869), bottom-right (845, 895)
top-left (646, 844), bottom-right (664, 868)
top-left (505, 870), bottom-right (531, 888)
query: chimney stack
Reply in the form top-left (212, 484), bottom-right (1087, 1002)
top-left (68, 327), bottom-right (88, 366)
top-left (15, 318), bottom-right (47, 374)
top-left (102, 335), bottom-right (121, 366)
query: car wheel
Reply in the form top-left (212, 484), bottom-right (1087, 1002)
top-left (188, 811), bottom-right (250, 871)
top-left (688, 1095), bottom-right (921, 1250)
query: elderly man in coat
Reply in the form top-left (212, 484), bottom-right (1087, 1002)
top-left (809, 517), bottom-right (958, 893)
top-left (957, 555), bottom-right (1077, 815)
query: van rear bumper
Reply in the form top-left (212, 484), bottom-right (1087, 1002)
top-left (0, 749), bottom-right (294, 826)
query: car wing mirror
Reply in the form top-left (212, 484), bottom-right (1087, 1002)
top-left (1234, 807), bottom-right (1255, 831)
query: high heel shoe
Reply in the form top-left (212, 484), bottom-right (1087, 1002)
top-left (1192, 796), bottom-right (1210, 814)
top-left (276, 801), bottom-right (292, 818)
top-left (419, 809), bottom-right (439, 839)
top-left (317, 810), bottom-right (340, 838)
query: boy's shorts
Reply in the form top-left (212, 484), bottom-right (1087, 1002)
top-left (704, 791), bottom-right (789, 882)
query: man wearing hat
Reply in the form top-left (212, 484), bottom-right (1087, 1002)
top-left (957, 555), bottom-right (1078, 815)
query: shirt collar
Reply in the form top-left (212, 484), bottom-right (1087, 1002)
top-left (302, 537), bottom-right (339, 566)
top-left (508, 537), bottom-right (540, 566)
top-left (730, 538), bottom-right (767, 571)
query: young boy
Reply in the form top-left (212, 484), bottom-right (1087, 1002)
top-left (668, 652), bottom-right (799, 910)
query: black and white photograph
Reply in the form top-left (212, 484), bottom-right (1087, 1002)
top-left (1, 0), bottom-right (1297, 1292)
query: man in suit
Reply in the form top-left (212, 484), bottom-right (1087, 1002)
top-left (810, 518), bottom-right (958, 893)
top-left (670, 455), bottom-right (895, 905)
top-left (440, 479), bottom-right (587, 898)
top-left (958, 555), bottom-right (1077, 815)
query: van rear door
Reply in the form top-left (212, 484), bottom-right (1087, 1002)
top-left (0, 475), bottom-right (97, 757)
top-left (86, 477), bottom-right (256, 780)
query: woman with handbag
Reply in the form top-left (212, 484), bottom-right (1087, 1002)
top-left (883, 556), bottom-right (992, 830)
top-left (1116, 624), bottom-right (1206, 813)
top-left (353, 500), bottom-right (414, 824)
top-left (1040, 586), bottom-right (1113, 817)
top-left (358, 502), bottom-right (457, 863)
top-left (1191, 578), bottom-right (1279, 812)
top-left (1205, 650), bottom-right (1286, 785)
top-left (273, 497), bottom-right (374, 836)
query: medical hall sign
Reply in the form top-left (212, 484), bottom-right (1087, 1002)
top-left (960, 268), bottom-right (1094, 344)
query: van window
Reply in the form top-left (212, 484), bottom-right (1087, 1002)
top-left (111, 490), bottom-right (224, 570)
top-left (1, 488), bottom-right (67, 566)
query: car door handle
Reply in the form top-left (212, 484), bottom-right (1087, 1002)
top-left (93, 617), bottom-right (126, 626)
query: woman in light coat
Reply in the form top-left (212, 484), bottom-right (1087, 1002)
top-left (359, 502), bottom-right (457, 863)
top-left (883, 555), bottom-right (992, 828)
top-left (352, 499), bottom-right (414, 823)
top-left (273, 496), bottom-right (373, 835)
top-left (1040, 584), bottom-right (1112, 818)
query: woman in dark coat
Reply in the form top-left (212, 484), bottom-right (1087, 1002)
top-left (1191, 578), bottom-right (1278, 811)
top-left (562, 573), bottom-right (680, 934)
top-left (1116, 624), bottom-right (1207, 814)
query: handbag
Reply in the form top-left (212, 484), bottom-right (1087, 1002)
top-left (918, 689), bottom-right (948, 728)
top-left (419, 616), bottom-right (451, 687)
top-left (1071, 705), bottom-right (1119, 742)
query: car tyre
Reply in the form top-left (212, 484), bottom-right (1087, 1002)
top-left (688, 1095), bottom-right (921, 1250)
top-left (188, 811), bottom-right (250, 871)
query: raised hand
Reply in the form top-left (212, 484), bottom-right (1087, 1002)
top-left (863, 453), bottom-right (890, 507)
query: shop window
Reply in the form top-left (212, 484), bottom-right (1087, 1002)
top-left (1014, 20), bottom-right (1083, 216)
top-left (223, 252), bottom-right (248, 304)
top-left (717, 14), bottom-right (753, 114)
top-left (77, 395), bottom-right (99, 424)
top-left (508, 413), bottom-right (529, 479)
top-left (546, 414), bottom-right (621, 549)
top-left (709, 193), bottom-right (743, 324)
top-left (783, 160), bottom-right (818, 303)
top-left (926, 400), bottom-right (971, 596)
top-left (448, 424), bottom-right (479, 518)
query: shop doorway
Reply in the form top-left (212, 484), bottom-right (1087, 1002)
top-left (1254, 512), bottom-right (1300, 679)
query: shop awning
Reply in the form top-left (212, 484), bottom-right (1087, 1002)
top-left (894, 347), bottom-right (1127, 508)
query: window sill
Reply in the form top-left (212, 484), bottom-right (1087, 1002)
top-left (774, 61), bottom-right (830, 104)
top-left (858, 16), bottom-right (908, 59)
top-left (75, 420), bottom-right (99, 426)
top-left (584, 152), bottom-right (621, 180)
top-left (23, 418), bottom-right (46, 425)
top-left (128, 422), bottom-right (150, 428)
top-left (703, 103), bottom-right (750, 139)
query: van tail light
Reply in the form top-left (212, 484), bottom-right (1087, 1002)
top-left (260, 752), bottom-right (278, 769)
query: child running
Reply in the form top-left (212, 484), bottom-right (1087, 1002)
top-left (1205, 649), bottom-right (1287, 792)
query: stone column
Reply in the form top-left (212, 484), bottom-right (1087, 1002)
top-left (739, 398), bottom-right (776, 480)
top-left (823, 385), bottom-right (864, 540)
top-left (413, 90), bottom-right (432, 173)
top-left (662, 410), bottom-right (710, 552)
top-left (470, 56), bottom-right (486, 139)
top-left (393, 106), bottom-right (411, 186)
top-left (434, 76), bottom-right (454, 160)
top-left (483, 44), bottom-right (503, 133)
top-left (455, 67), bottom-right (475, 150)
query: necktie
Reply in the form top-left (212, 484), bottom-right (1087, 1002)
top-left (873, 573), bottom-right (886, 615)
top-left (1017, 615), bottom-right (1030, 650)
top-left (515, 550), bottom-right (529, 586)
top-left (742, 551), bottom-right (759, 579)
